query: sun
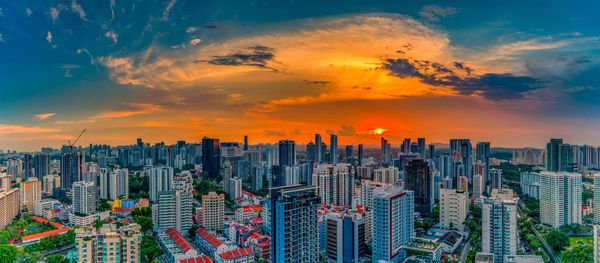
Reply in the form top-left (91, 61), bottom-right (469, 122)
top-left (372, 128), bottom-right (386, 135)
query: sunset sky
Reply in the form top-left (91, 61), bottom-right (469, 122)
top-left (1, 0), bottom-right (600, 151)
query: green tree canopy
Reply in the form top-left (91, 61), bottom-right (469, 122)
top-left (0, 245), bottom-right (18, 263)
top-left (46, 255), bottom-right (71, 263)
top-left (560, 245), bottom-right (593, 263)
top-left (134, 216), bottom-right (153, 233)
top-left (546, 230), bottom-right (570, 252)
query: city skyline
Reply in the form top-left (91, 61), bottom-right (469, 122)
top-left (2, 1), bottom-right (600, 151)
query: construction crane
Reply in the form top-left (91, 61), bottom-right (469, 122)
top-left (68, 129), bottom-right (87, 153)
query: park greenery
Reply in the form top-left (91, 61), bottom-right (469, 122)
top-left (545, 230), bottom-right (570, 252)
top-left (141, 235), bottom-right (163, 263)
top-left (0, 245), bottom-right (18, 263)
top-left (560, 245), bottom-right (593, 263)
top-left (490, 162), bottom-right (536, 182)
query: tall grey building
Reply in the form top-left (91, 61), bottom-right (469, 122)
top-left (72, 181), bottom-right (96, 216)
top-left (330, 134), bottom-right (338, 165)
top-left (152, 190), bottom-right (193, 233)
top-left (149, 166), bottom-right (173, 202)
top-left (540, 171), bottom-right (582, 228)
top-left (482, 196), bottom-right (518, 263)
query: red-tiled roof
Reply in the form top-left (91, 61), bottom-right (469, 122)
top-left (22, 227), bottom-right (69, 241)
top-left (219, 247), bottom-right (254, 259)
top-left (114, 207), bottom-right (135, 213)
top-left (31, 216), bottom-right (63, 228)
top-left (166, 228), bottom-right (194, 253)
top-left (179, 256), bottom-right (213, 263)
top-left (196, 228), bottom-right (224, 248)
top-left (250, 218), bottom-right (263, 224)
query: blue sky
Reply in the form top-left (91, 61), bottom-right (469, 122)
top-left (1, 0), bottom-right (599, 151)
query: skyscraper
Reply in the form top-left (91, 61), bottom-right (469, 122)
top-left (270, 185), bottom-right (320, 263)
top-left (358, 144), bottom-right (364, 166)
top-left (490, 169), bottom-right (503, 190)
top-left (482, 196), bottom-right (518, 263)
top-left (372, 185), bottom-right (414, 262)
top-left (546, 138), bottom-right (563, 172)
top-left (476, 142), bottom-right (491, 182)
top-left (244, 135), bottom-right (248, 151)
top-left (417, 138), bottom-right (426, 158)
top-left (428, 144), bottom-right (435, 159)
top-left (381, 138), bottom-right (391, 164)
top-left (23, 153), bottom-right (33, 179)
top-left (278, 140), bottom-right (296, 167)
top-left (330, 134), bottom-right (338, 165)
top-left (21, 178), bottom-right (42, 211)
top-left (33, 153), bottom-right (50, 180)
top-left (402, 138), bottom-right (411, 154)
top-left (152, 190), bottom-right (193, 233)
top-left (201, 191), bottom-right (224, 231)
top-left (405, 159), bottom-right (433, 214)
top-left (229, 177), bottom-right (242, 199)
top-left (202, 137), bottom-right (221, 179)
top-left (100, 168), bottom-right (129, 200)
top-left (316, 134), bottom-right (322, 163)
top-left (72, 181), bottom-right (96, 216)
top-left (540, 171), bottom-right (582, 228)
top-left (345, 145), bottom-right (353, 163)
top-left (450, 139), bottom-right (472, 181)
top-left (60, 152), bottom-right (84, 189)
top-left (325, 213), bottom-right (367, 263)
top-left (595, 174), bottom-right (600, 224)
top-left (149, 166), bottom-right (173, 202)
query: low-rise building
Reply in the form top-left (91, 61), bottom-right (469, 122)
top-left (216, 247), bottom-right (254, 263)
top-left (157, 228), bottom-right (200, 262)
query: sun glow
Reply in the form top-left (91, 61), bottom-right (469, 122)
top-left (372, 128), bottom-right (386, 135)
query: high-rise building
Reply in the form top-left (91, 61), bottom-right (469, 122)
top-left (450, 139), bottom-right (472, 181)
top-left (595, 175), bottom-right (600, 224)
top-left (325, 213), bottom-right (367, 263)
top-left (439, 188), bottom-right (469, 230)
top-left (373, 166), bottom-right (399, 184)
top-left (244, 135), bottom-right (248, 151)
top-left (229, 177), bottom-right (242, 199)
top-left (457, 176), bottom-right (468, 192)
top-left (21, 178), bottom-right (41, 211)
top-left (372, 185), bottom-right (414, 263)
top-left (42, 174), bottom-right (60, 194)
top-left (278, 140), bottom-right (296, 167)
top-left (381, 138), bottom-right (391, 164)
top-left (201, 191), bottom-right (224, 231)
top-left (75, 223), bottom-right (142, 263)
top-left (23, 153), bottom-right (33, 179)
top-left (149, 166), bottom-right (173, 202)
top-left (473, 174), bottom-right (484, 198)
top-left (490, 169), bottom-right (503, 190)
top-left (222, 161), bottom-right (232, 194)
top-left (316, 134), bottom-right (323, 163)
top-left (520, 172), bottom-right (541, 200)
top-left (0, 174), bottom-right (11, 193)
top-left (202, 137), bottom-right (221, 179)
top-left (72, 181), bottom-right (96, 216)
top-left (313, 163), bottom-right (355, 206)
top-left (594, 225), bottom-right (600, 263)
top-left (33, 153), bottom-right (50, 180)
top-left (0, 188), bottom-right (20, 230)
top-left (345, 145), bottom-right (353, 163)
top-left (540, 171), bottom-right (582, 228)
top-left (401, 138), bottom-right (411, 154)
top-left (546, 138), bottom-right (563, 172)
top-left (100, 169), bottom-right (129, 200)
top-left (482, 196), bottom-right (518, 263)
top-left (417, 138), bottom-right (426, 158)
top-left (429, 144), bottom-right (435, 159)
top-left (269, 185), bottom-right (320, 263)
top-left (60, 152), bottom-right (84, 189)
top-left (360, 179), bottom-right (389, 210)
top-left (330, 134), bottom-right (338, 165)
top-left (358, 144), bottom-right (364, 166)
top-left (152, 190), bottom-right (193, 233)
top-left (476, 142), bottom-right (490, 182)
top-left (405, 159), bottom-right (433, 214)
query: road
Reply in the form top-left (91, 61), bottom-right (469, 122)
top-left (458, 240), bottom-right (472, 263)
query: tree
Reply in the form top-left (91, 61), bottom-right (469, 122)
top-left (134, 216), bottom-right (153, 233)
top-left (560, 245), bottom-right (593, 263)
top-left (46, 255), bottom-right (71, 263)
top-left (0, 244), bottom-right (18, 263)
top-left (141, 236), bottom-right (163, 263)
top-left (0, 230), bottom-right (11, 244)
top-left (188, 225), bottom-right (199, 238)
top-left (132, 207), bottom-right (152, 217)
top-left (546, 230), bottom-right (570, 252)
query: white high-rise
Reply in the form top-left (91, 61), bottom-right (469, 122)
top-left (149, 166), bottom-right (173, 202)
top-left (540, 171), bottom-right (582, 228)
top-left (473, 174), bottom-right (484, 198)
top-left (373, 166), bottom-right (399, 184)
top-left (313, 163), bottom-right (354, 206)
top-left (229, 177), bottom-right (242, 199)
top-left (439, 188), bottom-right (469, 230)
top-left (360, 179), bottom-right (388, 210)
top-left (152, 190), bottom-right (193, 233)
top-left (482, 195), bottom-right (518, 263)
top-left (72, 181), bottom-right (96, 216)
top-left (594, 174), bottom-right (600, 224)
top-left (100, 168), bottom-right (128, 200)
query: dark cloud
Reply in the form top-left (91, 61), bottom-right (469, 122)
top-left (303, 80), bottom-right (330, 85)
top-left (453, 62), bottom-right (472, 75)
top-left (383, 58), bottom-right (545, 101)
top-left (327, 125), bottom-right (356, 136)
top-left (265, 130), bottom-right (286, 136)
top-left (205, 45), bottom-right (278, 72)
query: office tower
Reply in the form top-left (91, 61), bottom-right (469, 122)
top-left (435, 154), bottom-right (453, 183)
top-left (100, 169), bottom-right (128, 200)
top-left (546, 138), bottom-right (563, 172)
top-left (75, 223), bottom-right (142, 263)
top-left (345, 145), bottom-right (353, 163)
top-left (405, 159), bottom-right (433, 214)
top-left (316, 134), bottom-right (323, 163)
top-left (520, 172), bottom-right (541, 200)
top-left (72, 181), bottom-right (96, 216)
top-left (540, 171), bottom-right (582, 228)
top-left (439, 188), bottom-right (469, 230)
top-left (202, 137), bottom-right (221, 179)
top-left (476, 142), bottom-right (491, 181)
top-left (23, 153), bottom-right (33, 179)
top-left (457, 176), bottom-right (468, 192)
top-left (21, 178), bottom-right (41, 211)
top-left (417, 138), bottom-right (426, 158)
top-left (0, 188), bottom-right (20, 230)
top-left (33, 153), bottom-right (50, 180)
top-left (429, 144), bottom-right (435, 159)
top-left (60, 152), bottom-right (84, 189)
top-left (490, 169), bottom-right (503, 190)
top-left (381, 138), bottom-right (391, 164)
top-left (358, 144), bottom-right (364, 166)
top-left (229, 177), bottom-right (242, 199)
top-left (222, 161), bottom-right (233, 194)
top-left (307, 142), bottom-right (316, 162)
top-left (473, 174), bottom-right (484, 198)
top-left (0, 174), bottom-right (11, 193)
top-left (313, 163), bottom-right (355, 206)
top-left (402, 138), bottom-right (411, 154)
top-left (372, 185), bottom-right (414, 262)
top-left (325, 213), bottom-right (367, 263)
top-left (450, 139), bottom-right (472, 180)
top-left (373, 166), bottom-right (399, 184)
top-left (152, 190), bottom-right (193, 233)
top-left (244, 135), bottom-right (248, 151)
top-left (201, 191), bottom-right (224, 231)
top-left (482, 196), bottom-right (518, 263)
top-left (149, 166), bottom-right (173, 202)
top-left (278, 140), bottom-right (296, 167)
top-left (594, 225), bottom-right (600, 263)
top-left (330, 134), bottom-right (338, 165)
top-left (269, 185), bottom-right (320, 263)
top-left (595, 175), bottom-right (600, 224)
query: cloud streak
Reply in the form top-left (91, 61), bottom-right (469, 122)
top-left (34, 113), bottom-right (57, 119)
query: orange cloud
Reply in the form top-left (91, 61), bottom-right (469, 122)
top-left (92, 103), bottom-right (166, 119)
top-left (33, 113), bottom-right (56, 119)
